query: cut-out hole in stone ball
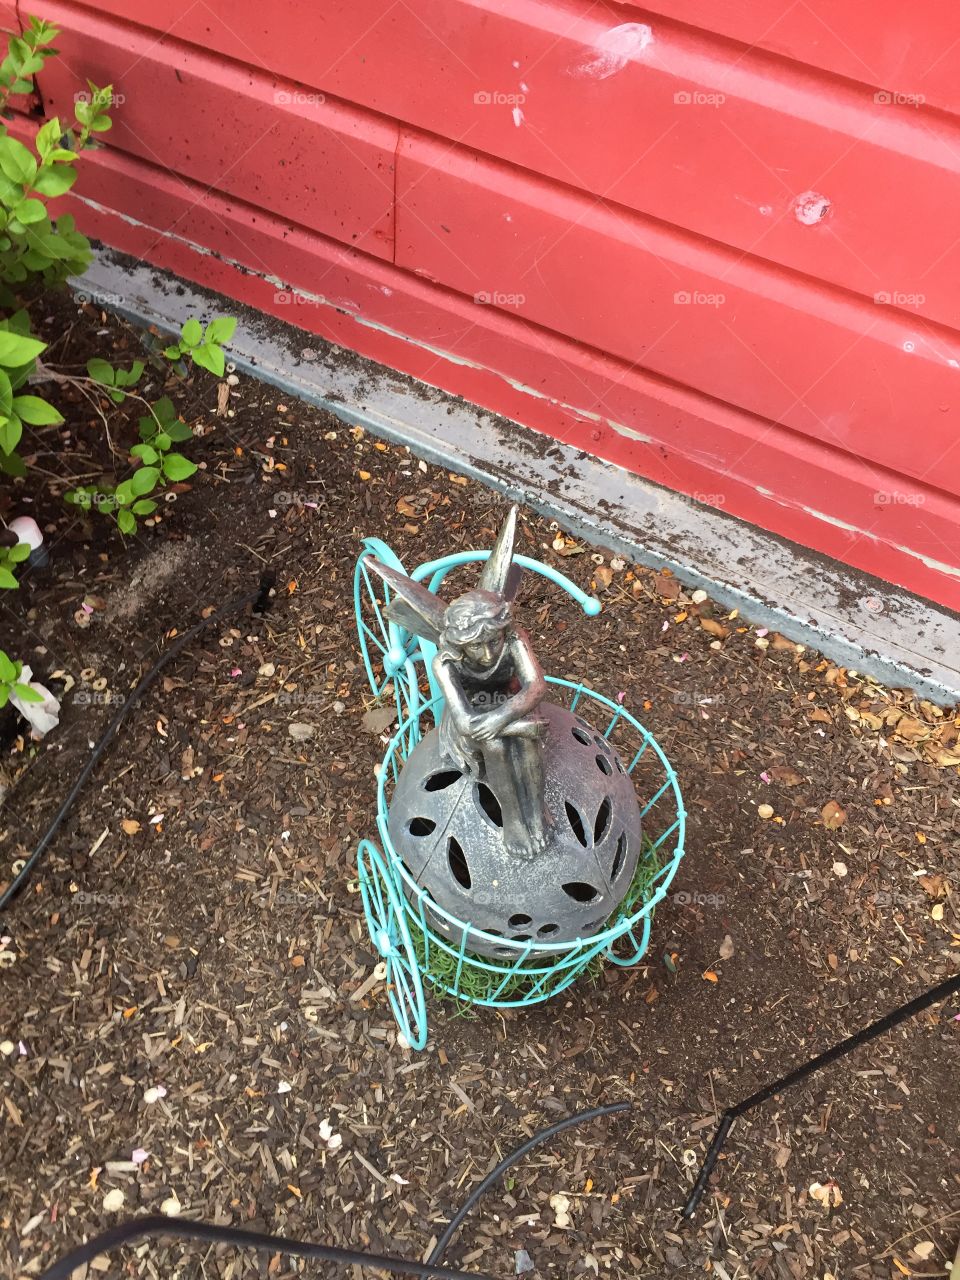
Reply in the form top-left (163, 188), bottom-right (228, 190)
top-left (572, 726), bottom-right (592, 746)
top-left (565, 800), bottom-right (588, 846)
top-left (538, 923), bottom-right (559, 937)
top-left (615, 757), bottom-right (626, 774)
top-left (509, 913), bottom-right (532, 927)
top-left (595, 753), bottom-right (613, 775)
top-left (513, 934), bottom-right (532, 942)
top-left (409, 816), bottom-right (436, 837)
top-left (447, 837), bottom-right (471, 890)
top-left (594, 736), bottom-right (609, 753)
top-left (594, 796), bottom-right (612, 843)
top-left (611, 832), bottom-right (627, 880)
top-left (477, 783), bottom-right (503, 827)
top-left (424, 769), bottom-right (463, 791)
top-left (562, 880), bottom-right (600, 902)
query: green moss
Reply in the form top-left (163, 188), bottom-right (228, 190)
top-left (409, 835), bottom-right (662, 1010)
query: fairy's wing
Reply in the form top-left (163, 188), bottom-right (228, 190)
top-left (477, 505), bottom-right (522, 600)
top-left (363, 556), bottom-right (445, 646)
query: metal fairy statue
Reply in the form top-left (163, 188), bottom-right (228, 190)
top-left (364, 507), bottom-right (550, 858)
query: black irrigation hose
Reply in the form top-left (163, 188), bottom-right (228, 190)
top-left (682, 967), bottom-right (960, 1218)
top-left (427, 1100), bottom-right (633, 1264)
top-left (35, 1216), bottom-right (493, 1280)
top-left (36, 1104), bottom-right (630, 1279)
top-left (0, 573), bottom-right (275, 914)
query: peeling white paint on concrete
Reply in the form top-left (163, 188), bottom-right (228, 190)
top-left (569, 23), bottom-right (653, 80)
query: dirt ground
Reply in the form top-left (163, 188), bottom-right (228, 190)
top-left (1, 297), bottom-right (959, 1280)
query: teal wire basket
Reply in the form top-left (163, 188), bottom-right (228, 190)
top-left (354, 543), bottom-right (686, 1050)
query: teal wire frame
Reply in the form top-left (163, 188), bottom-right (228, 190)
top-left (354, 545), bottom-right (686, 1050)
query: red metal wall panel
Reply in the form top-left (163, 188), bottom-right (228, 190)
top-left (36, 2), bottom-right (396, 260)
top-left (45, 1), bottom-right (960, 328)
top-left (20, 0), bottom-right (960, 607)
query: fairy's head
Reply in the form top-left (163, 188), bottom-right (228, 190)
top-left (441, 590), bottom-right (511, 669)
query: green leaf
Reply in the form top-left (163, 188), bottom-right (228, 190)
top-left (191, 342), bottom-right (225, 376)
top-left (164, 420), bottom-right (193, 442)
top-left (12, 394), bottom-right (62, 425)
top-left (115, 360), bottom-right (144, 387)
top-left (0, 449), bottom-right (27, 476)
top-left (113, 479), bottom-right (134, 505)
top-left (131, 465), bottom-right (159, 496)
top-left (89, 114), bottom-right (111, 132)
top-left (162, 344), bottom-right (181, 360)
top-left (153, 431), bottom-right (171, 451)
top-left (0, 173), bottom-right (23, 207)
top-left (32, 164), bottom-right (76, 197)
top-left (0, 566), bottom-right (17, 588)
top-left (205, 315), bottom-right (236, 344)
top-left (0, 416), bottom-right (22, 453)
top-left (13, 197), bottom-right (45, 224)
top-left (86, 356), bottom-right (114, 385)
top-left (0, 330), bottom-right (45, 367)
top-left (0, 687), bottom-right (8, 708)
top-left (0, 135), bottom-right (37, 184)
top-left (35, 116), bottom-right (62, 158)
top-left (0, 651), bottom-right (15, 682)
top-left (12, 681), bottom-right (43, 702)
top-left (161, 453), bottom-right (197, 481)
top-left (117, 508), bottom-right (136, 534)
top-left (131, 499), bottom-right (157, 515)
top-left (7, 542), bottom-right (31, 562)
top-left (130, 443), bottom-right (157, 464)
top-left (152, 397), bottom-right (177, 426)
top-left (180, 317), bottom-right (202, 348)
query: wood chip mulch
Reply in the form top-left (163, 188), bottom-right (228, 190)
top-left (1, 298), bottom-right (958, 1280)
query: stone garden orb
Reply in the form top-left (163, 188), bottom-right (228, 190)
top-left (388, 700), bottom-right (642, 956)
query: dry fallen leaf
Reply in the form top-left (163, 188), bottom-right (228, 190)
top-left (700, 617), bottom-right (730, 640)
top-left (912, 1241), bottom-right (935, 1261)
top-left (654, 572), bottom-right (680, 600)
top-left (821, 800), bottom-right (847, 830)
top-left (718, 933), bottom-right (735, 960)
top-left (361, 706), bottom-right (397, 736)
top-left (121, 819), bottom-right (141, 836)
top-left (769, 765), bottom-right (804, 786)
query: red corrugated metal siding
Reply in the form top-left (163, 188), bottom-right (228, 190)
top-left (15, 0), bottom-right (960, 607)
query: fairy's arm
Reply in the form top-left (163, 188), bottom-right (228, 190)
top-left (432, 655), bottom-right (476, 735)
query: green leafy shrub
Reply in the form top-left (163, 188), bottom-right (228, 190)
top-left (0, 648), bottom-right (41, 705)
top-left (0, 16), bottom-right (237, 719)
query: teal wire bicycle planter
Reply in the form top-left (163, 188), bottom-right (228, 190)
top-left (354, 537), bottom-right (686, 1050)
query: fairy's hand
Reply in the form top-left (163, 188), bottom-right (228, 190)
top-left (467, 712), bottom-right (500, 742)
